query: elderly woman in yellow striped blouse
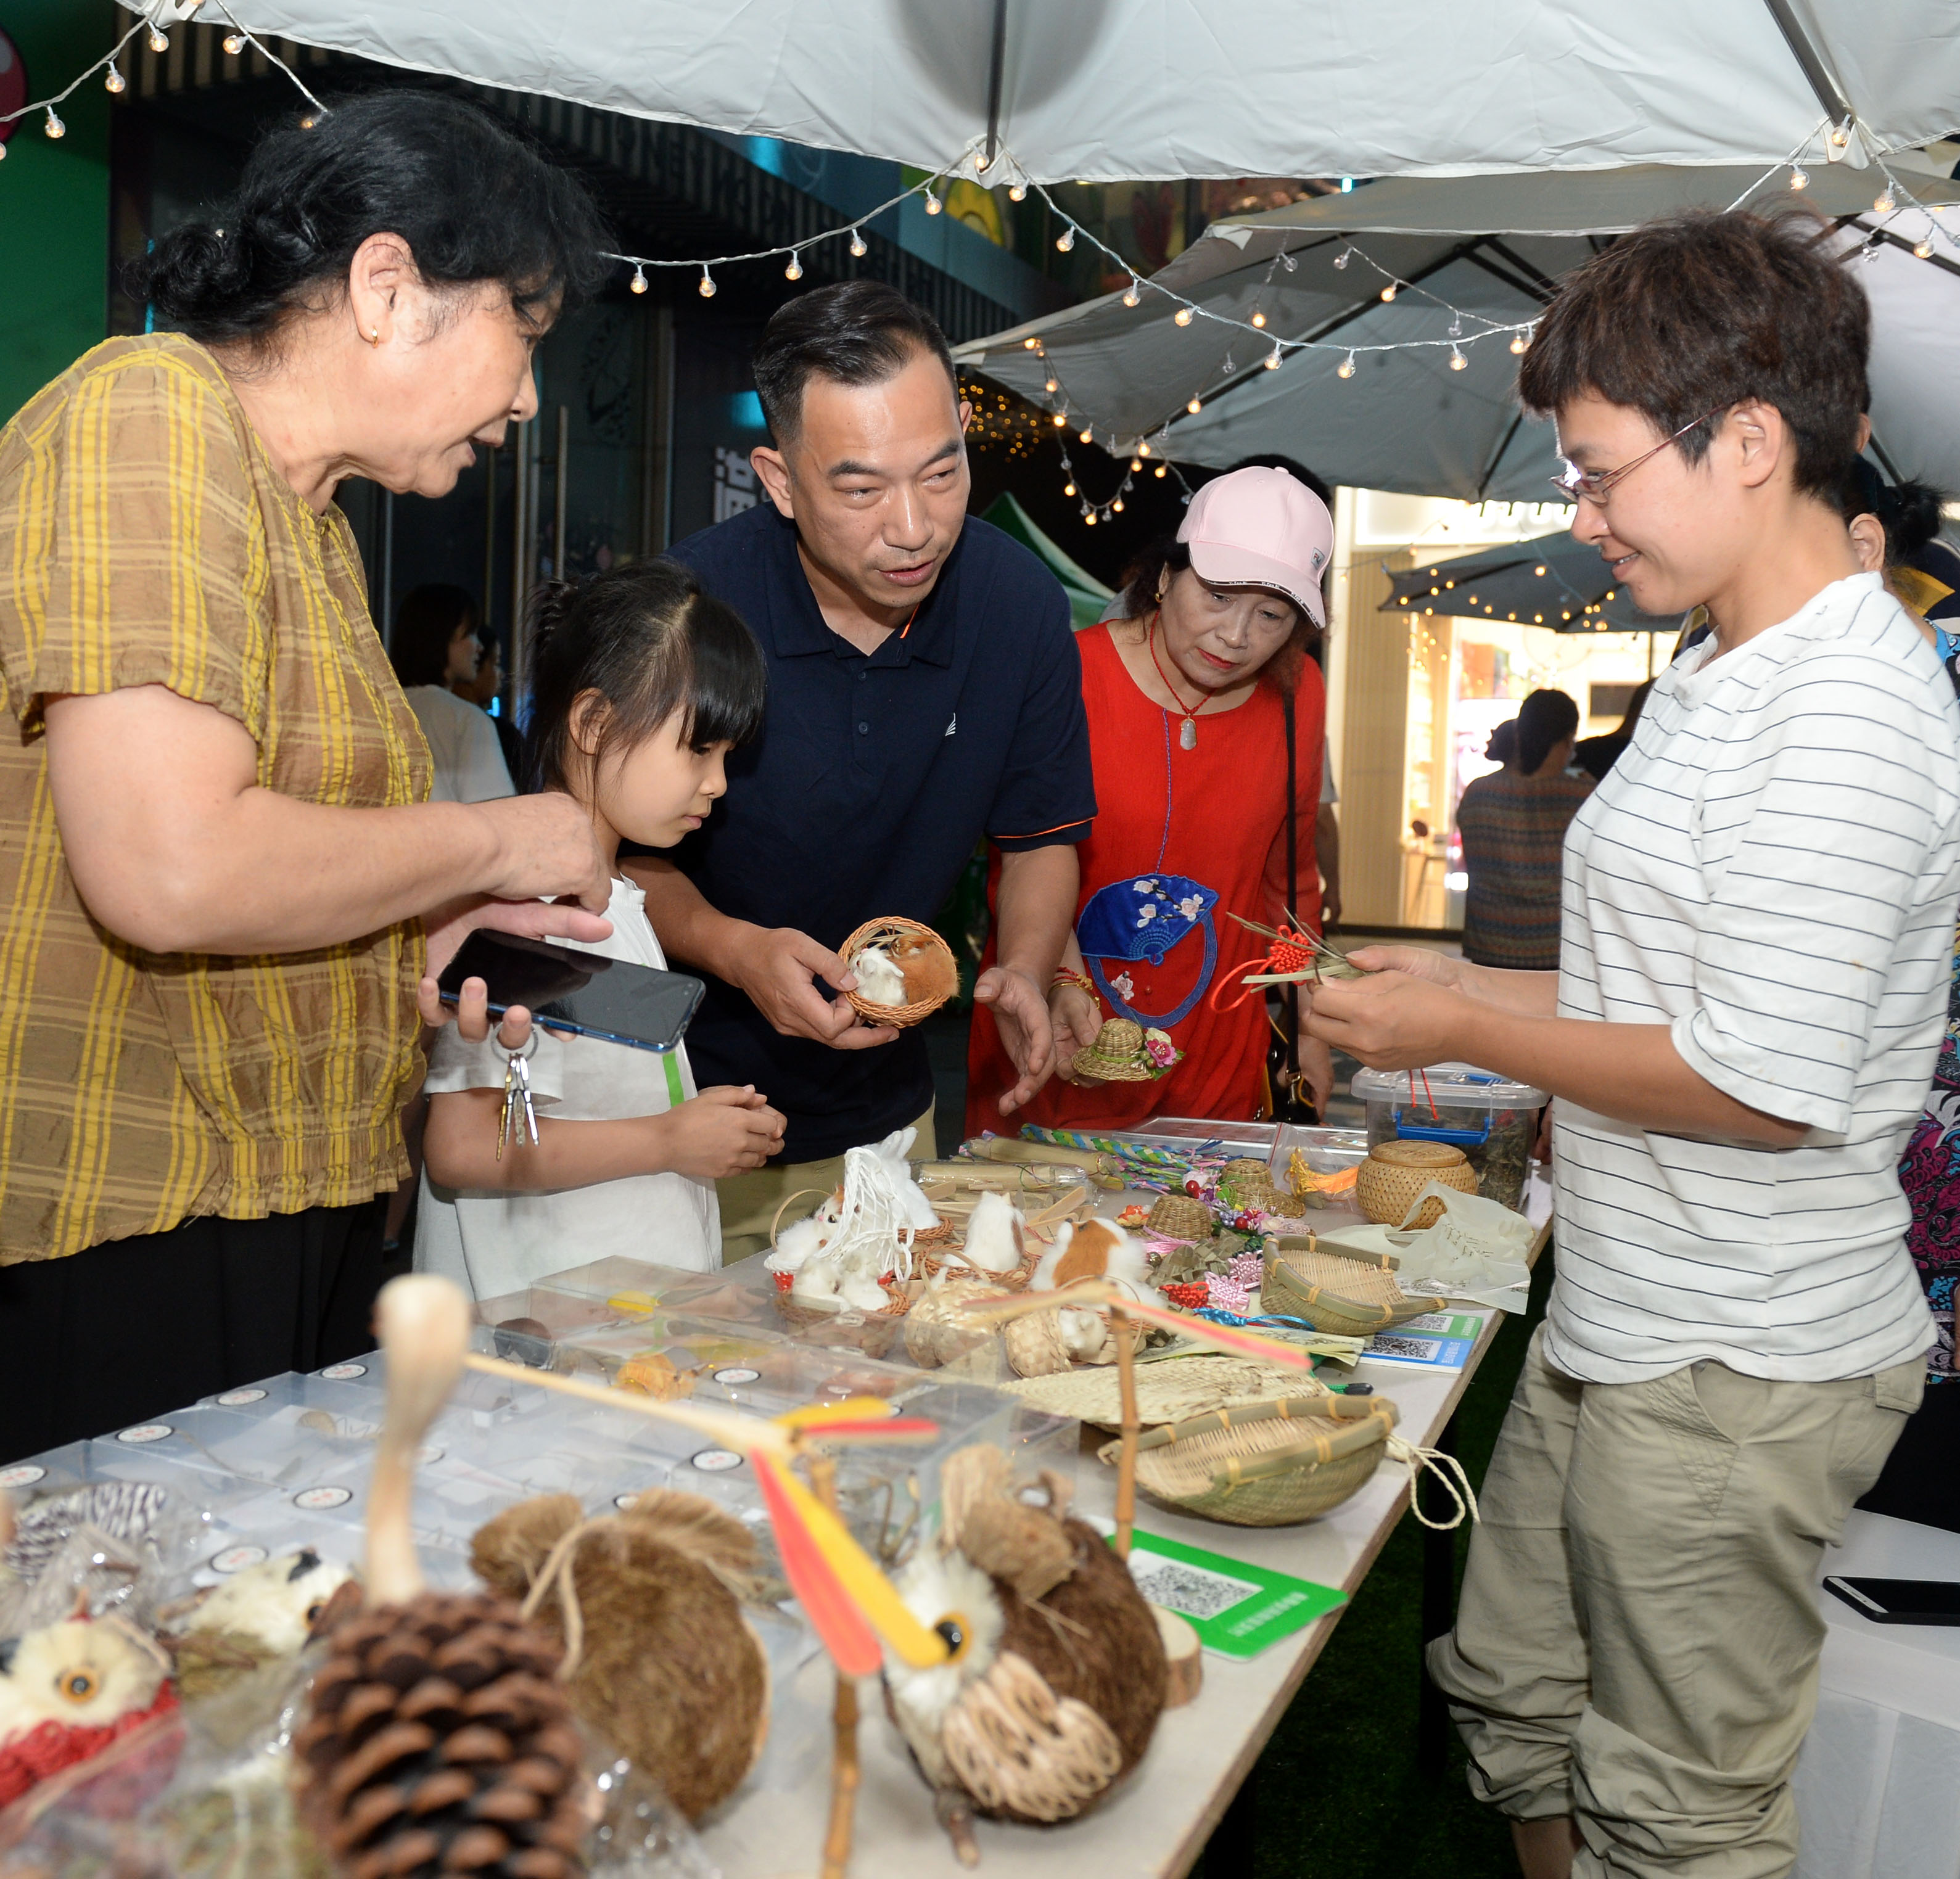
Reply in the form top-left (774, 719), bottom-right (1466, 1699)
top-left (0, 93), bottom-right (615, 1457)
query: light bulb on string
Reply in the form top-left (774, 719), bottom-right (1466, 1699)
top-left (1044, 376), bottom-right (1058, 393)
top-left (1332, 248), bottom-right (1350, 270)
top-left (1380, 282), bottom-right (1397, 303)
top-left (1138, 440), bottom-right (1151, 457)
top-left (104, 64), bottom-right (126, 93)
top-left (1129, 457), bottom-right (1142, 472)
top-left (1916, 236), bottom-right (1936, 258)
top-left (1186, 395), bottom-right (1202, 414)
top-left (1790, 164), bottom-right (1810, 191)
top-left (1008, 183), bottom-right (1027, 202)
top-left (298, 114), bottom-right (315, 129)
top-left (1055, 226), bottom-right (1074, 252)
top-left (698, 268), bottom-right (717, 298)
top-left (1280, 251), bottom-right (1296, 272)
top-left (1250, 308), bottom-right (1266, 328)
top-left (1122, 279), bottom-right (1140, 308)
top-left (223, 31), bottom-right (245, 53)
top-left (1830, 121), bottom-right (1851, 149)
top-left (924, 189), bottom-right (942, 215)
top-left (1063, 482), bottom-right (1076, 497)
top-left (630, 265), bottom-right (648, 294)
top-left (1023, 337), bottom-right (1040, 350)
top-left (1112, 497), bottom-right (1124, 512)
top-left (43, 107), bottom-right (65, 138)
top-left (1174, 306), bottom-right (1193, 326)
top-left (149, 28), bottom-right (168, 52)
top-left (784, 252), bottom-right (803, 281)
top-left (849, 228), bottom-right (867, 257)
top-left (1052, 411), bottom-right (1068, 428)
top-left (1510, 331), bottom-right (1530, 355)
top-left (1084, 510), bottom-right (1097, 526)
top-left (1264, 345), bottom-right (1282, 369)
top-left (1449, 346), bottom-right (1467, 371)
top-left (1337, 352), bottom-right (1357, 379)
top-left (1154, 463), bottom-right (1167, 477)
top-left (1876, 186), bottom-right (1896, 213)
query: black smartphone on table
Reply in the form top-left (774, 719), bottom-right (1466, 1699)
top-left (436, 930), bottom-right (703, 1054)
top-left (1822, 1574), bottom-right (1960, 1626)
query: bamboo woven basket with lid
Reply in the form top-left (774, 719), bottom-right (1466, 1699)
top-left (841, 915), bottom-right (959, 1027)
top-left (1097, 1394), bottom-right (1401, 1526)
top-left (1356, 1138), bottom-right (1478, 1227)
top-left (1261, 1236), bottom-right (1447, 1336)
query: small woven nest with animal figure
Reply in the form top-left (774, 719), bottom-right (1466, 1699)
top-left (1098, 1393), bottom-right (1401, 1527)
top-left (842, 916), bottom-right (959, 1027)
top-left (1262, 1237), bottom-right (1448, 1339)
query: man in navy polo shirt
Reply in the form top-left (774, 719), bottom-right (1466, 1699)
top-left (627, 281), bottom-right (1093, 1256)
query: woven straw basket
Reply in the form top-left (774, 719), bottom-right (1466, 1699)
top-left (917, 1241), bottom-right (1037, 1289)
top-left (1003, 1354), bottom-right (1327, 1429)
top-left (1098, 1394), bottom-right (1401, 1526)
top-left (1262, 1238), bottom-right (1447, 1336)
top-left (1145, 1193), bottom-right (1215, 1243)
top-left (841, 916), bottom-right (959, 1027)
top-left (1355, 1139), bottom-right (1478, 1227)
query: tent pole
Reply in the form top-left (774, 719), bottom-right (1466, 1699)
top-left (1756, 0), bottom-right (1854, 126)
top-left (983, 0), bottom-right (1008, 164)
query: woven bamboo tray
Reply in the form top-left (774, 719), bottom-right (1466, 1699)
top-left (1001, 1354), bottom-right (1327, 1429)
top-left (1261, 1238), bottom-right (1447, 1337)
top-left (841, 916), bottom-right (958, 1027)
top-left (1096, 1394), bottom-right (1400, 1526)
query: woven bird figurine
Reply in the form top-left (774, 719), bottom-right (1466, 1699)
top-left (883, 1445), bottom-right (1167, 1862)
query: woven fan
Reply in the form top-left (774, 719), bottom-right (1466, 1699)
top-left (1000, 1354), bottom-right (1328, 1429)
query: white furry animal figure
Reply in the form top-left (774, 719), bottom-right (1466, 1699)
top-left (884, 1447), bottom-right (1167, 1851)
top-left (955, 1190), bottom-right (1026, 1277)
top-left (178, 1548), bottom-right (354, 1661)
top-left (849, 945), bottom-right (907, 1008)
top-left (1029, 1219), bottom-right (1150, 1293)
top-left (0, 1615), bottom-right (176, 1809)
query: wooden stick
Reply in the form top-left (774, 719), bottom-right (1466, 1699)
top-left (1113, 1305), bottom-right (1139, 1562)
top-left (369, 1276), bottom-right (472, 1606)
top-left (463, 1351), bottom-right (794, 1458)
top-left (810, 1452), bottom-right (861, 1879)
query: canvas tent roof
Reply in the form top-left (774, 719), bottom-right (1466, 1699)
top-left (954, 166), bottom-right (1960, 499)
top-left (140, 1), bottom-right (1960, 184)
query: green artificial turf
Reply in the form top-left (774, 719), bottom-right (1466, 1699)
top-left (1190, 1243), bottom-right (1557, 1879)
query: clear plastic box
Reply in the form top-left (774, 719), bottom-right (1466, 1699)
top-left (1349, 1062), bottom-right (1549, 1212)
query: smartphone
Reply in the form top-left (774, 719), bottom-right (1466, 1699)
top-left (1822, 1574), bottom-right (1960, 1626)
top-left (436, 929), bottom-right (703, 1055)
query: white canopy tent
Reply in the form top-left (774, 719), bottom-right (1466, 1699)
top-left (952, 165), bottom-right (1960, 500)
top-left (141, 0), bottom-right (1960, 183)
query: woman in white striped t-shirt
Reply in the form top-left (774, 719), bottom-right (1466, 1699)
top-left (1309, 211), bottom-right (1959, 1879)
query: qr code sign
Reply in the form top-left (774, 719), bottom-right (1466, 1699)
top-left (1368, 1334), bottom-right (1434, 1359)
top-left (1127, 1553), bottom-right (1261, 1621)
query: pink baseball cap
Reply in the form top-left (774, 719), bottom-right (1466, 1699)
top-left (1177, 466), bottom-right (1333, 627)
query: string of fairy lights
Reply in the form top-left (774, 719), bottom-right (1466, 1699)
top-left (6, 8), bottom-right (1959, 538)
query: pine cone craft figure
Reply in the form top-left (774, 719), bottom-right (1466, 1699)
top-left (471, 1490), bottom-right (770, 1823)
top-left (884, 1447), bottom-right (1167, 1843)
top-left (297, 1276), bottom-right (591, 1879)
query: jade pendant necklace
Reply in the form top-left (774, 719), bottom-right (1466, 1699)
top-left (1147, 611), bottom-right (1210, 750)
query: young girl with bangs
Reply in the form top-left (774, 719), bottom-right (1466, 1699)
top-left (416, 560), bottom-right (785, 1299)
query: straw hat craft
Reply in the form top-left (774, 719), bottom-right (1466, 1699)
top-left (1068, 1018), bottom-right (1181, 1082)
top-left (841, 915), bottom-right (958, 1027)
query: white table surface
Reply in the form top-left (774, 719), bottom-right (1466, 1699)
top-left (699, 1307), bottom-right (1510, 1879)
top-left (1793, 1510), bottom-right (1960, 1879)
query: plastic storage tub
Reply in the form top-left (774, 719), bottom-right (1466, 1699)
top-left (1349, 1063), bottom-right (1548, 1212)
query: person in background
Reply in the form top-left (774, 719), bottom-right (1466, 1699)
top-left (0, 91), bottom-right (612, 1457)
top-left (968, 466), bottom-right (1332, 1129)
top-left (1485, 717), bottom-right (1518, 768)
top-left (1454, 688), bottom-right (1590, 971)
top-left (1316, 749), bottom-right (1342, 927)
top-left (456, 632), bottom-right (527, 785)
top-left (1841, 464), bottom-right (1960, 1534)
top-left (390, 584), bottom-right (516, 803)
top-left (1573, 676), bottom-right (1652, 781)
top-left (419, 562), bottom-right (784, 1299)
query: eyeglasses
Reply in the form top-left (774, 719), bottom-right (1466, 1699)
top-left (1549, 409), bottom-right (1724, 506)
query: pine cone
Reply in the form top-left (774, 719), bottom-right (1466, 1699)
top-left (295, 1591), bottom-right (588, 1879)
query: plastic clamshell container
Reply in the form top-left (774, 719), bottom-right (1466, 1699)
top-left (1349, 1062), bottom-right (1548, 1213)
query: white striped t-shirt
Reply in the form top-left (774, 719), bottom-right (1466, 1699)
top-left (1547, 572), bottom-right (1959, 1384)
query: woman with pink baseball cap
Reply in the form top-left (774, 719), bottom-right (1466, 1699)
top-left (966, 464), bottom-right (1333, 1132)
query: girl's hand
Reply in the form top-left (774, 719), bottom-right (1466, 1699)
top-left (427, 975), bottom-right (534, 1050)
top-left (1050, 984), bottom-right (1103, 1084)
top-left (1306, 969), bottom-right (1472, 1071)
top-left (651, 1085), bottom-right (786, 1179)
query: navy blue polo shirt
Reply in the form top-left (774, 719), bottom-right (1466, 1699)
top-left (665, 501), bottom-right (1094, 1162)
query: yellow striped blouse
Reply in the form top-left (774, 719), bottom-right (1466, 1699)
top-left (0, 334), bottom-right (432, 1264)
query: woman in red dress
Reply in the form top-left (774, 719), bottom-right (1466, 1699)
top-left (966, 467), bottom-right (1330, 1133)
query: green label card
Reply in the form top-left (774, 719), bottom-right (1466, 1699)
top-left (1114, 1529), bottom-right (1347, 1659)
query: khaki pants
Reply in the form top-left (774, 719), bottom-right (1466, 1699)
top-left (1428, 1323), bottom-right (1922, 1878)
top-left (715, 1108), bottom-right (937, 1263)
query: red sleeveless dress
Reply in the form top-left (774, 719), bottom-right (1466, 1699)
top-left (965, 621), bottom-right (1323, 1135)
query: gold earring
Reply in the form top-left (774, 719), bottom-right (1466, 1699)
top-left (366, 327), bottom-right (381, 347)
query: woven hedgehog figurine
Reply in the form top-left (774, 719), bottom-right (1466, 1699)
top-left (295, 1277), bottom-right (589, 1879)
top-left (471, 1490), bottom-right (770, 1822)
top-left (883, 1445), bottom-right (1166, 1857)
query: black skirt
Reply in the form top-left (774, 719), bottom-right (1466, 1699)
top-left (0, 1199), bottom-right (386, 1464)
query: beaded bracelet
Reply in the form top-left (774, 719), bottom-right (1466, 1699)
top-left (1052, 967), bottom-right (1098, 1000)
